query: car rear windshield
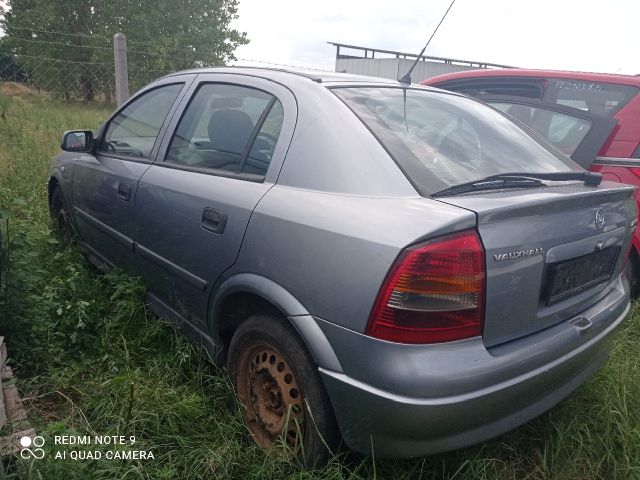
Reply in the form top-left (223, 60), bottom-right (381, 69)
top-left (333, 87), bottom-right (578, 194)
top-left (545, 79), bottom-right (639, 117)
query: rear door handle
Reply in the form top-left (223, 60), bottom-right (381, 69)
top-left (117, 183), bottom-right (131, 201)
top-left (201, 208), bottom-right (227, 234)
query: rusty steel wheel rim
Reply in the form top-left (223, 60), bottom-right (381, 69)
top-left (236, 342), bottom-right (305, 453)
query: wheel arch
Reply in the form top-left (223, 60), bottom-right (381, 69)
top-left (209, 273), bottom-right (343, 372)
top-left (48, 171), bottom-right (81, 237)
top-left (47, 174), bottom-right (63, 209)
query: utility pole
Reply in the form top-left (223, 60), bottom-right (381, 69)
top-left (113, 33), bottom-right (129, 106)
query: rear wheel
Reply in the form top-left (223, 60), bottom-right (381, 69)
top-left (50, 186), bottom-right (74, 241)
top-left (227, 313), bottom-right (339, 465)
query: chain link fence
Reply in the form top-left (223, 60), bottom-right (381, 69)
top-left (0, 30), bottom-right (196, 105)
top-left (0, 29), bottom-right (336, 106)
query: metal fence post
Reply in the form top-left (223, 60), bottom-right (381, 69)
top-left (113, 33), bottom-right (129, 106)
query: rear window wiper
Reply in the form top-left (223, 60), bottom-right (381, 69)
top-left (432, 171), bottom-right (602, 197)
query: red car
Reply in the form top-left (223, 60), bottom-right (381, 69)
top-left (423, 69), bottom-right (640, 284)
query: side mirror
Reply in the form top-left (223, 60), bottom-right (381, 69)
top-left (61, 130), bottom-right (94, 152)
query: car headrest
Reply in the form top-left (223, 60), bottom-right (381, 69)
top-left (506, 104), bottom-right (532, 124)
top-left (207, 109), bottom-right (255, 154)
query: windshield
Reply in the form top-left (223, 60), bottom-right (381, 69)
top-left (333, 87), bottom-right (579, 193)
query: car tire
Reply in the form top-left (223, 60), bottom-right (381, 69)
top-left (227, 312), bottom-right (339, 465)
top-left (50, 186), bottom-right (74, 241)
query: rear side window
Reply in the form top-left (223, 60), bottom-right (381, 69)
top-left (245, 100), bottom-right (284, 176)
top-left (545, 79), bottom-right (638, 117)
top-left (491, 102), bottom-right (592, 156)
top-left (100, 83), bottom-right (183, 159)
top-left (334, 87), bottom-right (577, 194)
top-left (165, 83), bottom-right (283, 177)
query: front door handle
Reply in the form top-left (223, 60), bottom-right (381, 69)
top-left (201, 208), bottom-right (227, 234)
top-left (117, 183), bottom-right (131, 201)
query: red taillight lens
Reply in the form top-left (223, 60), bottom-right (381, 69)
top-left (366, 230), bottom-right (485, 344)
top-left (629, 167), bottom-right (640, 180)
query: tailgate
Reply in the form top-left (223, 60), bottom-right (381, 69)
top-left (437, 181), bottom-right (636, 347)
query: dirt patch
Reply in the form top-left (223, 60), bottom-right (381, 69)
top-left (0, 82), bottom-right (37, 97)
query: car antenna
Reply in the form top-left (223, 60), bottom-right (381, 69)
top-left (398, 0), bottom-right (457, 85)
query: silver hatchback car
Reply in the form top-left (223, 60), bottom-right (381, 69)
top-left (49, 68), bottom-right (635, 463)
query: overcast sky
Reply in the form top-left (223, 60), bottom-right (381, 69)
top-left (231, 0), bottom-right (640, 75)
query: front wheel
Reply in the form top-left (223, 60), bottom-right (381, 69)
top-left (227, 313), bottom-right (339, 465)
top-left (50, 186), bottom-right (74, 241)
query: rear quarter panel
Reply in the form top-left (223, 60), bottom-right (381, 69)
top-left (231, 187), bottom-right (476, 332)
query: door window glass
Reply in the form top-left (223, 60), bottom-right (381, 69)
top-left (491, 102), bottom-right (592, 156)
top-left (100, 83), bottom-right (183, 159)
top-left (243, 100), bottom-right (284, 176)
top-left (166, 83), bottom-right (283, 177)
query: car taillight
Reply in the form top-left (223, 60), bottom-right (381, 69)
top-left (629, 167), bottom-right (640, 180)
top-left (366, 230), bottom-right (485, 344)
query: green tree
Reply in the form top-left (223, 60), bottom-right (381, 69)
top-left (0, 0), bottom-right (248, 101)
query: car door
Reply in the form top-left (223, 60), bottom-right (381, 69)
top-left (73, 77), bottom-right (193, 268)
top-left (133, 74), bottom-right (296, 327)
top-left (478, 95), bottom-right (617, 169)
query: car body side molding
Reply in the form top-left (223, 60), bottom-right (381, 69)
top-left (75, 207), bottom-right (208, 291)
top-left (135, 243), bottom-right (207, 291)
top-left (73, 207), bottom-right (134, 249)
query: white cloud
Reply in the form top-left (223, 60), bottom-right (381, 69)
top-left (232, 0), bottom-right (640, 75)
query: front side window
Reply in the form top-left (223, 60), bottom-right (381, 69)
top-left (100, 83), bottom-right (183, 159)
top-left (491, 102), bottom-right (592, 156)
top-left (334, 87), bottom-right (577, 193)
top-left (165, 83), bottom-right (283, 177)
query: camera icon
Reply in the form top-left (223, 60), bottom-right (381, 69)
top-left (20, 435), bottom-right (45, 459)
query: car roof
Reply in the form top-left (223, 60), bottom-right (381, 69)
top-left (423, 68), bottom-right (640, 87)
top-left (161, 66), bottom-right (408, 86)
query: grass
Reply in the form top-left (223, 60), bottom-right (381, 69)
top-left (0, 89), bottom-right (639, 479)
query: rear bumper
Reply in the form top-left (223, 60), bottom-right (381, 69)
top-left (318, 276), bottom-right (629, 458)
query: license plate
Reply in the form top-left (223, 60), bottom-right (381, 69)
top-left (544, 247), bottom-right (619, 304)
